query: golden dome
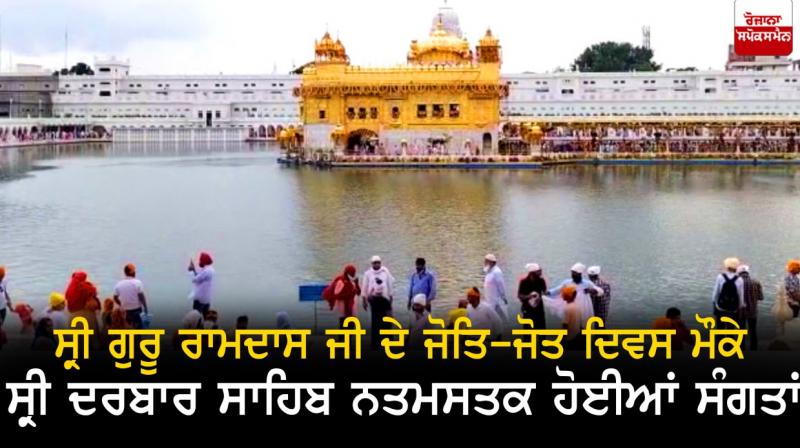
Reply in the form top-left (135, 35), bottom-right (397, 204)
top-left (315, 31), bottom-right (348, 63)
top-left (476, 27), bottom-right (501, 64)
top-left (479, 28), bottom-right (499, 46)
top-left (431, 4), bottom-right (463, 38)
top-left (409, 19), bottom-right (472, 65)
top-left (315, 32), bottom-right (335, 51)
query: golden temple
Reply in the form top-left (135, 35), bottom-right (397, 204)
top-left (296, 10), bottom-right (506, 155)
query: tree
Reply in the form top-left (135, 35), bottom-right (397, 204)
top-left (68, 62), bottom-right (95, 75)
top-left (54, 62), bottom-right (94, 76)
top-left (572, 42), bottom-right (661, 72)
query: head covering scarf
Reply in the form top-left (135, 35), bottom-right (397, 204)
top-left (570, 263), bottom-right (586, 274)
top-left (14, 303), bottom-right (33, 324)
top-left (788, 260), bottom-right (800, 273)
top-left (49, 292), bottom-right (66, 308)
top-left (102, 298), bottom-right (115, 314)
top-left (322, 264), bottom-right (360, 317)
top-left (199, 252), bottom-right (213, 268)
top-left (561, 285), bottom-right (577, 301)
top-left (724, 258), bottom-right (740, 271)
top-left (652, 316), bottom-right (674, 330)
top-left (65, 271), bottom-right (98, 313)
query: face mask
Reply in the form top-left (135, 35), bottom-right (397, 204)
top-left (483, 265), bottom-right (491, 274)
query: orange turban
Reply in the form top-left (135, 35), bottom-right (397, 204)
top-left (0, 266), bottom-right (6, 279)
top-left (466, 287), bottom-right (481, 300)
top-left (652, 317), bottom-right (673, 330)
top-left (561, 285), bottom-right (577, 300)
top-left (788, 260), bottom-right (800, 273)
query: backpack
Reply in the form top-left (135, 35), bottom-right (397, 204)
top-left (717, 274), bottom-right (740, 312)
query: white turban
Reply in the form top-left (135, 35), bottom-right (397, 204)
top-left (587, 266), bottom-right (601, 276)
top-left (526, 263), bottom-right (541, 273)
top-left (571, 263), bottom-right (586, 274)
top-left (724, 257), bottom-right (740, 270)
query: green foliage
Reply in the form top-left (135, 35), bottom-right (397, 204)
top-left (54, 62), bottom-right (95, 76)
top-left (572, 42), bottom-right (661, 72)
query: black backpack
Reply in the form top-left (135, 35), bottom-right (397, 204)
top-left (717, 274), bottom-right (740, 312)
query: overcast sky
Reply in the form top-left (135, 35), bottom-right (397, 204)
top-left (0, 0), bottom-right (794, 75)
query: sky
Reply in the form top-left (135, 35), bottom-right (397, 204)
top-left (0, 0), bottom-right (794, 75)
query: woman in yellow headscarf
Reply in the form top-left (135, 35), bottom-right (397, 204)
top-left (45, 292), bottom-right (69, 330)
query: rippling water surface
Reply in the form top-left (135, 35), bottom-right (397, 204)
top-left (1, 141), bottom-right (798, 331)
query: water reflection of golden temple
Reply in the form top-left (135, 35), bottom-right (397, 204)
top-left (297, 9), bottom-right (506, 155)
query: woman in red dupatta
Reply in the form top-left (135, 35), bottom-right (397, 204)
top-left (65, 271), bottom-right (101, 335)
top-left (323, 264), bottom-right (360, 328)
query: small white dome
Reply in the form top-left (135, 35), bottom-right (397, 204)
top-left (431, 5), bottom-right (462, 38)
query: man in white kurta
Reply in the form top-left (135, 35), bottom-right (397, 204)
top-left (547, 263), bottom-right (603, 327)
top-left (483, 254), bottom-right (509, 322)
top-left (360, 256), bottom-right (396, 349)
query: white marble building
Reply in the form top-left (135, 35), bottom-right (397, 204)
top-left (501, 67), bottom-right (800, 120)
top-left (51, 57), bottom-right (301, 138)
top-left (42, 44), bottom-right (800, 144)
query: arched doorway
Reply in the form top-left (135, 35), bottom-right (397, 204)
top-left (482, 133), bottom-right (492, 154)
top-left (92, 125), bottom-right (108, 138)
top-left (347, 129), bottom-right (379, 154)
top-left (258, 125), bottom-right (267, 138)
top-left (267, 125), bottom-right (276, 138)
top-left (463, 139), bottom-right (473, 155)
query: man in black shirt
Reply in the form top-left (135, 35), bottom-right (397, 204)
top-left (517, 263), bottom-right (547, 329)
